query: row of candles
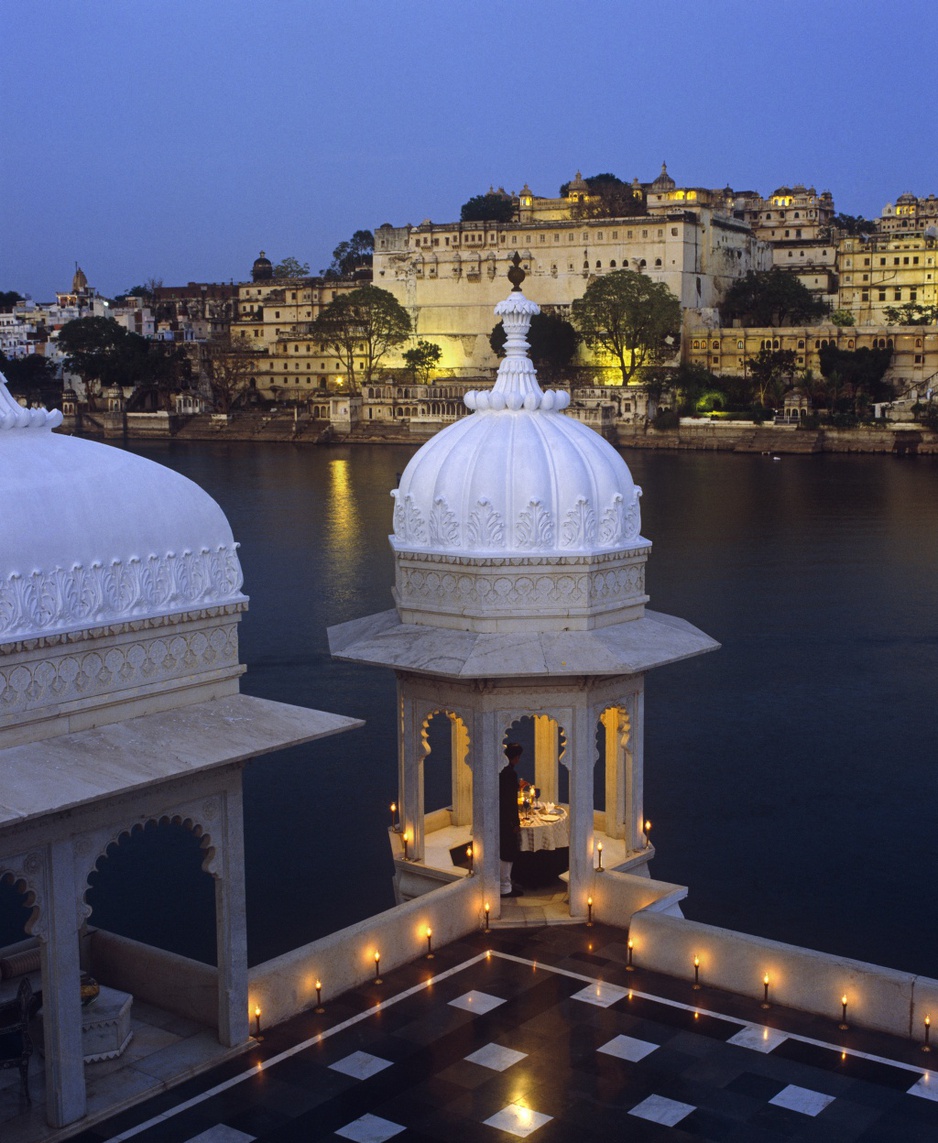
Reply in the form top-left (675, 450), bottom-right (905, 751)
top-left (610, 940), bottom-right (934, 1051)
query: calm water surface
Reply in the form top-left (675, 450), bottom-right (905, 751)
top-left (92, 442), bottom-right (938, 977)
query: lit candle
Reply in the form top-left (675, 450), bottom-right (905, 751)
top-left (315, 979), bottom-right (323, 1013)
top-left (693, 955), bottom-right (700, 990)
top-left (402, 830), bottom-right (410, 860)
top-left (644, 820), bottom-right (652, 848)
top-left (626, 937), bottom-right (634, 971)
top-left (840, 993), bottom-right (849, 1030)
top-left (761, 972), bottom-right (771, 1009)
top-left (466, 844), bottom-right (474, 874)
top-left (484, 901), bottom-right (490, 932)
top-left (390, 802), bottom-right (397, 830)
top-left (586, 895), bottom-right (593, 927)
top-left (253, 1004), bottom-right (262, 1038)
top-left (925, 1014), bottom-right (932, 1053)
top-left (374, 950), bottom-right (382, 984)
top-left (596, 841), bottom-right (604, 871)
top-left (426, 926), bottom-right (434, 959)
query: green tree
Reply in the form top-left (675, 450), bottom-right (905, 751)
top-left (0, 290), bottom-right (23, 312)
top-left (818, 344), bottom-right (893, 416)
top-left (323, 231), bottom-right (374, 277)
top-left (310, 285), bottom-right (411, 391)
top-left (489, 312), bottom-right (580, 381)
top-left (570, 270), bottom-right (680, 383)
top-left (748, 347), bottom-right (797, 407)
top-left (882, 302), bottom-right (937, 326)
top-left (272, 257), bottom-right (311, 279)
top-left (830, 308), bottom-right (856, 327)
top-left (721, 268), bottom-right (825, 327)
top-left (402, 340), bottom-right (442, 384)
top-left (831, 213), bottom-right (876, 236)
top-left (203, 332), bottom-right (259, 412)
top-left (459, 193), bottom-right (515, 223)
top-left (58, 317), bottom-right (132, 407)
top-left (0, 352), bottom-right (60, 407)
top-left (559, 173), bottom-right (643, 218)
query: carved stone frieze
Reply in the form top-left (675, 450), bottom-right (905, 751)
top-left (0, 546), bottom-right (245, 642)
top-left (0, 621), bottom-right (240, 717)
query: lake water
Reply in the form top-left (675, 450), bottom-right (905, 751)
top-left (85, 441), bottom-right (938, 978)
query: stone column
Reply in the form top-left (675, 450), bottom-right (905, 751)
top-left (533, 715), bottom-right (559, 803)
top-left (627, 686), bottom-right (646, 853)
top-left (41, 840), bottom-right (86, 1128)
top-left (215, 780), bottom-right (248, 1048)
top-left (471, 705), bottom-right (500, 917)
top-left (566, 698), bottom-right (594, 918)
top-left (602, 705), bottom-right (626, 840)
top-left (451, 715), bottom-right (472, 827)
top-left (398, 682), bottom-right (425, 860)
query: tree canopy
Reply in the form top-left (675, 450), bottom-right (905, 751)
top-left (459, 193), bottom-right (515, 223)
top-left (0, 290), bottom-right (23, 312)
top-left (721, 268), bottom-right (825, 327)
top-left (323, 231), bottom-right (374, 278)
top-left (203, 332), bottom-right (259, 412)
top-left (310, 285), bottom-right (411, 390)
top-left (272, 257), bottom-right (310, 279)
top-left (882, 302), bottom-right (937, 326)
top-left (489, 312), bottom-right (580, 381)
top-left (571, 270), bottom-right (680, 383)
top-left (559, 173), bottom-right (643, 218)
top-left (402, 340), bottom-right (442, 384)
top-left (832, 213), bottom-right (876, 236)
top-left (0, 352), bottom-right (60, 407)
top-left (58, 316), bottom-right (189, 408)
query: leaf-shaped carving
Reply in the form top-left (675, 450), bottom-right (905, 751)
top-left (403, 495), bottom-right (427, 544)
top-left (516, 499), bottom-right (554, 549)
top-left (428, 496), bottom-right (460, 547)
top-left (466, 497), bottom-right (505, 549)
top-left (599, 494), bottom-right (624, 546)
top-left (623, 487), bottom-right (642, 540)
top-left (561, 497), bottom-right (596, 548)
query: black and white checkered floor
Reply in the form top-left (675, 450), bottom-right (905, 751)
top-left (73, 925), bottom-right (938, 1142)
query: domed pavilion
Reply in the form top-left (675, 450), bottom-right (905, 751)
top-left (0, 377), bottom-right (357, 1128)
top-left (329, 259), bottom-right (718, 921)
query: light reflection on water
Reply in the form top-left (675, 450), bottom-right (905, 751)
top-left (86, 441), bottom-right (938, 976)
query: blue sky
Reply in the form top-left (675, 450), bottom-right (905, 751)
top-left (3, 0), bottom-right (937, 301)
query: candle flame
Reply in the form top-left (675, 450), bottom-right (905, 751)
top-left (763, 973), bottom-right (769, 985)
top-left (254, 1004), bottom-right (261, 1017)
top-left (842, 994), bottom-right (847, 1006)
top-left (694, 955), bottom-right (700, 967)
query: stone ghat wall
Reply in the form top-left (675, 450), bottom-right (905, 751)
top-left (63, 414), bottom-right (938, 454)
top-left (617, 423), bottom-right (938, 455)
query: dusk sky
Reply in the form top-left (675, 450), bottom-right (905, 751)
top-left (4, 1), bottom-right (937, 302)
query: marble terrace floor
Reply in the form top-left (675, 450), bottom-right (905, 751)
top-left (28, 924), bottom-right (938, 1142)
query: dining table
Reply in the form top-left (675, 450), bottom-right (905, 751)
top-left (518, 804), bottom-right (569, 853)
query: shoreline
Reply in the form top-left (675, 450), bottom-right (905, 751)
top-left (62, 411), bottom-right (938, 456)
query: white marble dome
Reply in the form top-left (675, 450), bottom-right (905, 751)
top-left (389, 278), bottom-right (650, 633)
top-left (392, 291), bottom-right (644, 558)
top-left (0, 376), bottom-right (245, 642)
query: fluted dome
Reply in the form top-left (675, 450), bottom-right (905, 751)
top-left (0, 376), bottom-right (245, 642)
top-left (389, 267), bottom-right (649, 633)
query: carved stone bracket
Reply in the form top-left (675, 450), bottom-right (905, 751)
top-left (0, 848), bottom-right (47, 940)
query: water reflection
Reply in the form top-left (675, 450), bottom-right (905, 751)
top-left (100, 442), bottom-right (938, 978)
top-left (324, 457), bottom-right (361, 600)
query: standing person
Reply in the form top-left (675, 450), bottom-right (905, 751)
top-left (499, 742), bottom-right (526, 897)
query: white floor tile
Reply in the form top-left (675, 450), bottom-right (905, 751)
top-left (727, 1024), bottom-right (789, 1053)
top-left (335, 1112), bottom-right (406, 1142)
top-left (598, 1034), bottom-right (659, 1063)
top-left (183, 1128), bottom-right (256, 1143)
top-left (484, 1102), bottom-right (553, 1138)
top-left (570, 982), bottom-right (629, 1008)
top-left (629, 1094), bottom-right (696, 1126)
top-left (465, 1043), bottom-right (527, 1071)
top-left (448, 989), bottom-right (505, 1014)
top-left (908, 1074), bottom-right (938, 1102)
top-left (329, 1050), bottom-right (393, 1080)
top-left (769, 1084), bottom-right (835, 1116)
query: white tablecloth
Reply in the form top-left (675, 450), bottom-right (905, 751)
top-left (518, 806), bottom-right (569, 852)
